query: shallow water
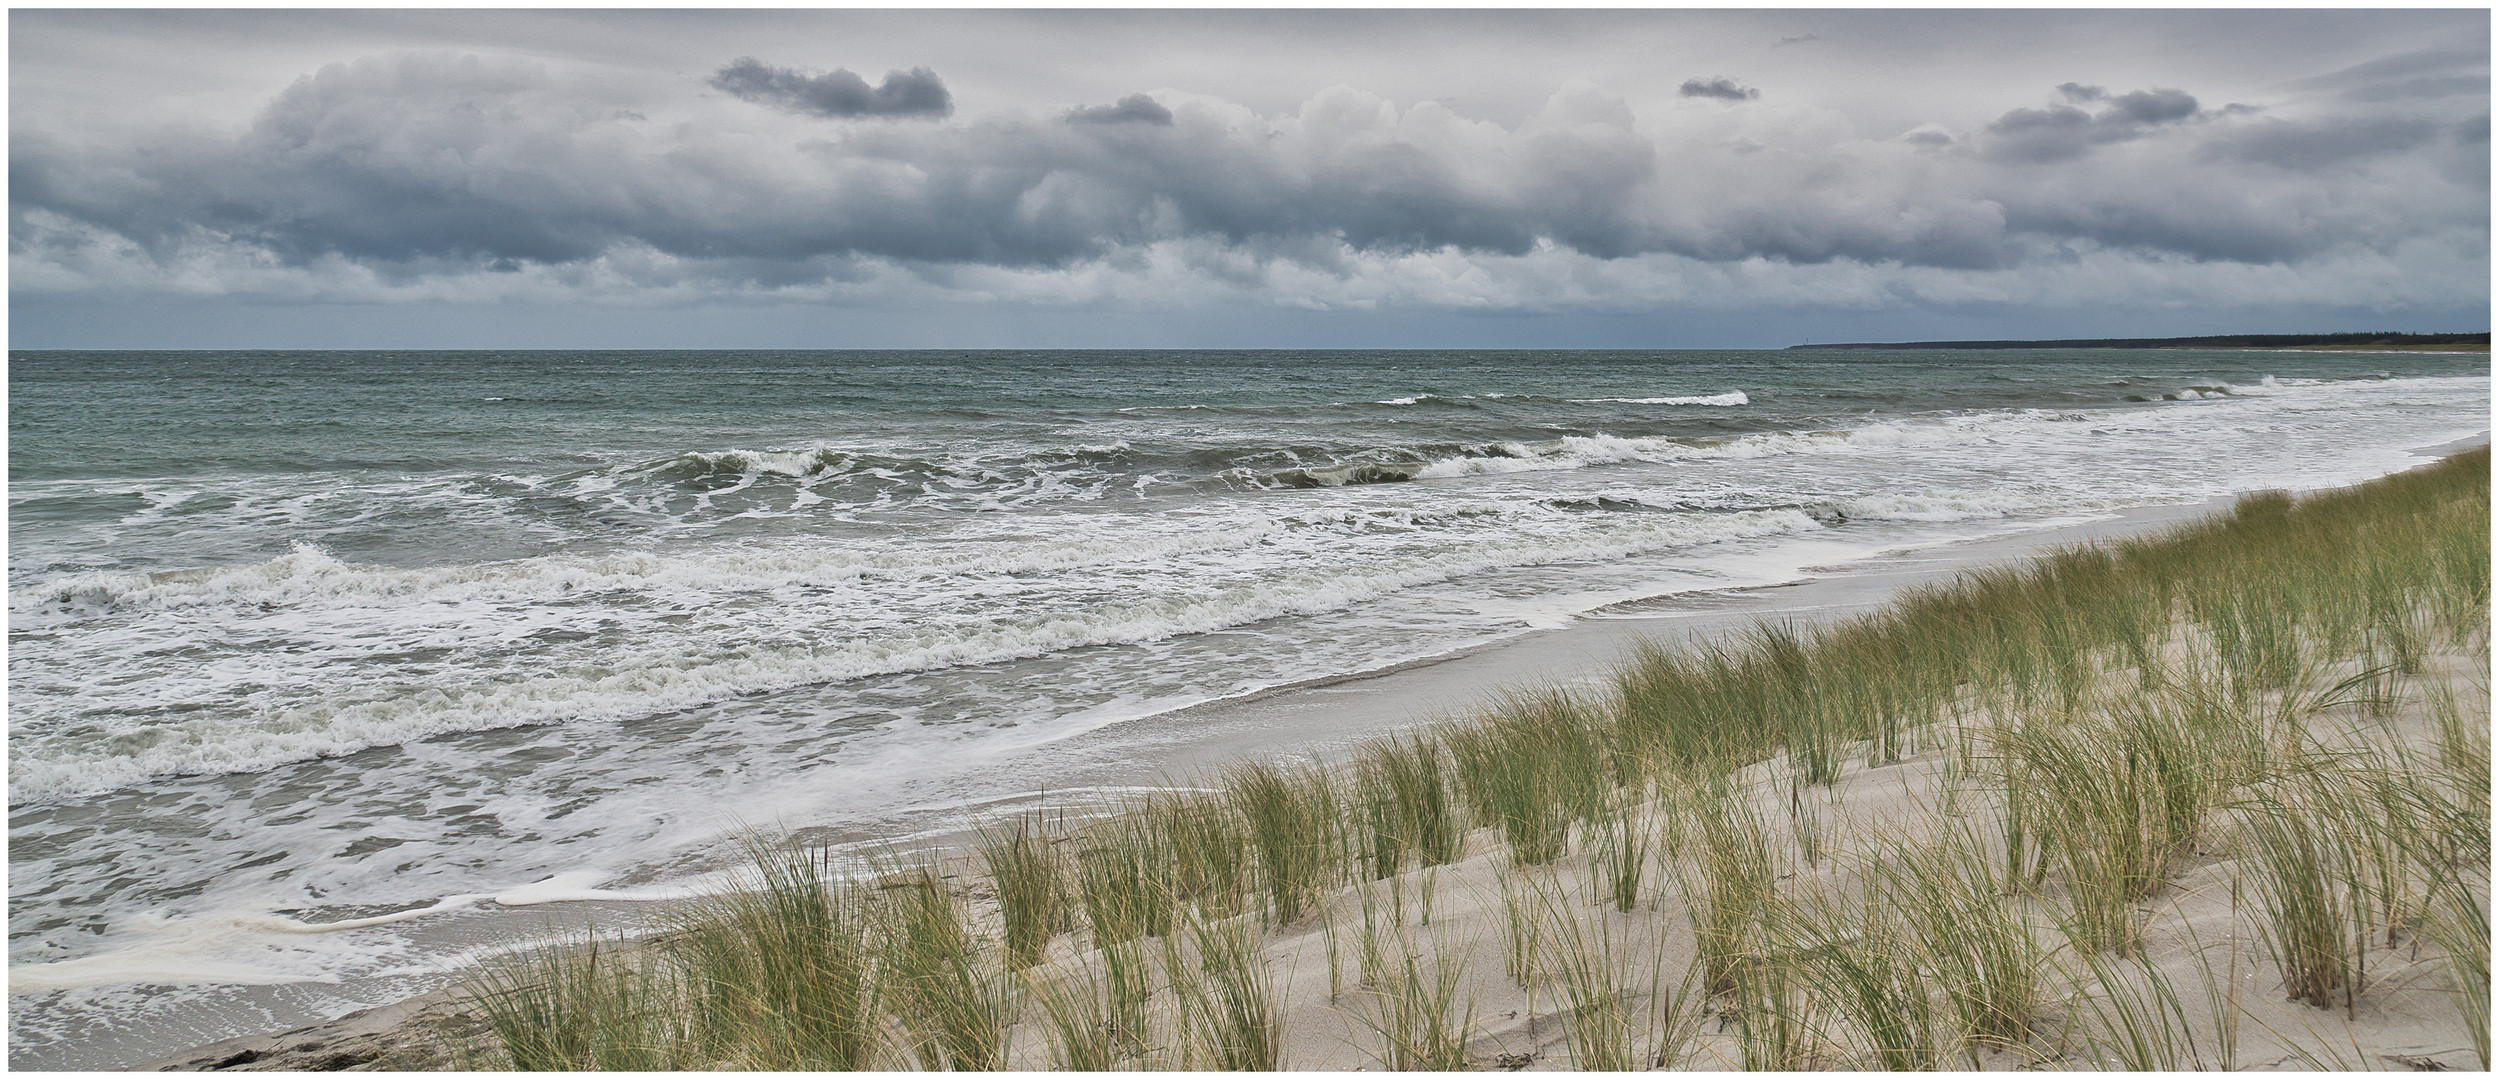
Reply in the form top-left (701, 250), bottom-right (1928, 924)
top-left (8, 348), bottom-right (2489, 1068)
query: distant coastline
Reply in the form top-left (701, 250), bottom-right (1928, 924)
top-left (1788, 331), bottom-right (2491, 352)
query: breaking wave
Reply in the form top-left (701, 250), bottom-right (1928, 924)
top-left (1574, 391), bottom-right (1750, 406)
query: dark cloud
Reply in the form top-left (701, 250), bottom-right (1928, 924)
top-left (1984, 85), bottom-right (2201, 162)
top-left (2105, 88), bottom-right (2198, 125)
top-left (1678, 77), bottom-right (1758, 102)
top-left (709, 56), bottom-right (952, 119)
top-left (1067, 93), bottom-right (1173, 126)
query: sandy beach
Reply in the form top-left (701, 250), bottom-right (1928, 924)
top-left (130, 437), bottom-right (2489, 1072)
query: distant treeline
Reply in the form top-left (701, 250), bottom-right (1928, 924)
top-left (1789, 332), bottom-right (2491, 351)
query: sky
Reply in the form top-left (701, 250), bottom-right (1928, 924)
top-left (9, 9), bottom-right (2491, 349)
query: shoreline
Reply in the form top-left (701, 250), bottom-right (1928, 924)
top-left (115, 431), bottom-right (2491, 1072)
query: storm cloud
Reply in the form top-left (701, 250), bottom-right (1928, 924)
top-left (7, 9), bottom-right (2486, 336)
top-left (709, 56), bottom-right (952, 118)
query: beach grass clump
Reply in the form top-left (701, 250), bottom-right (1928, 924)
top-left (1225, 759), bottom-right (1345, 926)
top-left (1539, 886), bottom-right (1639, 1070)
top-left (1159, 904), bottom-right (1286, 1070)
top-left (1145, 791), bottom-right (1252, 920)
top-left (1868, 831), bottom-right (2046, 1053)
top-left (469, 934), bottom-right (687, 1071)
top-left (1492, 862), bottom-right (1546, 991)
top-left (1730, 929), bottom-right (1816, 1072)
top-left (2235, 780), bottom-right (2369, 1012)
top-left (670, 842), bottom-right (881, 1069)
top-left (1076, 813), bottom-right (1175, 946)
top-left (977, 810), bottom-right (1070, 971)
top-left (2420, 872), bottom-right (2491, 1068)
top-left (2074, 947), bottom-right (2195, 1070)
top-left (1589, 789), bottom-right (1648, 913)
top-left (1666, 774), bottom-right (1781, 997)
top-left (1351, 734), bottom-right (1462, 880)
top-left (876, 867), bottom-right (1014, 1070)
top-left (1777, 887), bottom-right (1942, 1071)
top-left (1346, 878), bottom-right (1474, 1071)
top-left (1445, 721), bottom-right (1555, 864)
top-left (467, 839), bottom-right (883, 1071)
top-left (2418, 676), bottom-right (2494, 872)
top-left (1446, 690), bottom-right (1610, 865)
top-left (1023, 944), bottom-right (1123, 1070)
top-left (1995, 691), bottom-right (2234, 955)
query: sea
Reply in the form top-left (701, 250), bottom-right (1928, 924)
top-left (7, 348), bottom-right (2490, 1068)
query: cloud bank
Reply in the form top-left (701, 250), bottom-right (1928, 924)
top-left (10, 30), bottom-right (2486, 328)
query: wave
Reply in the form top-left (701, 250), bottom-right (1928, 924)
top-left (10, 522), bottom-right (1284, 620)
top-left (10, 508), bottom-right (1826, 805)
top-left (1366, 394), bottom-right (1482, 408)
top-left (1262, 462), bottom-right (1428, 488)
top-left (1573, 390), bottom-right (1750, 406)
top-left (1814, 489), bottom-right (2068, 523)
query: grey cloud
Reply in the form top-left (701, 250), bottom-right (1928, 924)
top-left (1679, 77), bottom-right (1758, 102)
top-left (709, 56), bottom-right (952, 118)
top-left (1068, 93), bottom-right (1173, 126)
top-left (1984, 85), bottom-right (2200, 162)
top-left (12, 55), bottom-right (1650, 273)
top-left (2105, 88), bottom-right (2197, 125)
top-left (8, 49), bottom-right (2483, 299)
top-left (1772, 33), bottom-right (1818, 48)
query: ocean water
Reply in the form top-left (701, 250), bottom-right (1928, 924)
top-left (7, 348), bottom-right (2489, 1067)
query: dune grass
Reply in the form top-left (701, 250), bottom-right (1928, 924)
top-left (1345, 876), bottom-right (1475, 1070)
top-left (877, 867), bottom-right (1013, 1070)
top-left (1865, 828), bottom-right (2047, 1055)
top-left (459, 446), bottom-right (2488, 1071)
top-left (1226, 760), bottom-right (1343, 926)
top-left (1159, 903), bottom-right (1286, 1070)
top-left (977, 811), bottom-right (1069, 972)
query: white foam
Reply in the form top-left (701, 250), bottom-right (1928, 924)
top-left (11, 522), bottom-right (1281, 618)
top-left (1574, 390), bottom-right (1750, 406)
top-left (1828, 489), bottom-right (2061, 523)
top-left (8, 912), bottom-right (358, 991)
top-left (9, 506), bottom-right (1826, 805)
